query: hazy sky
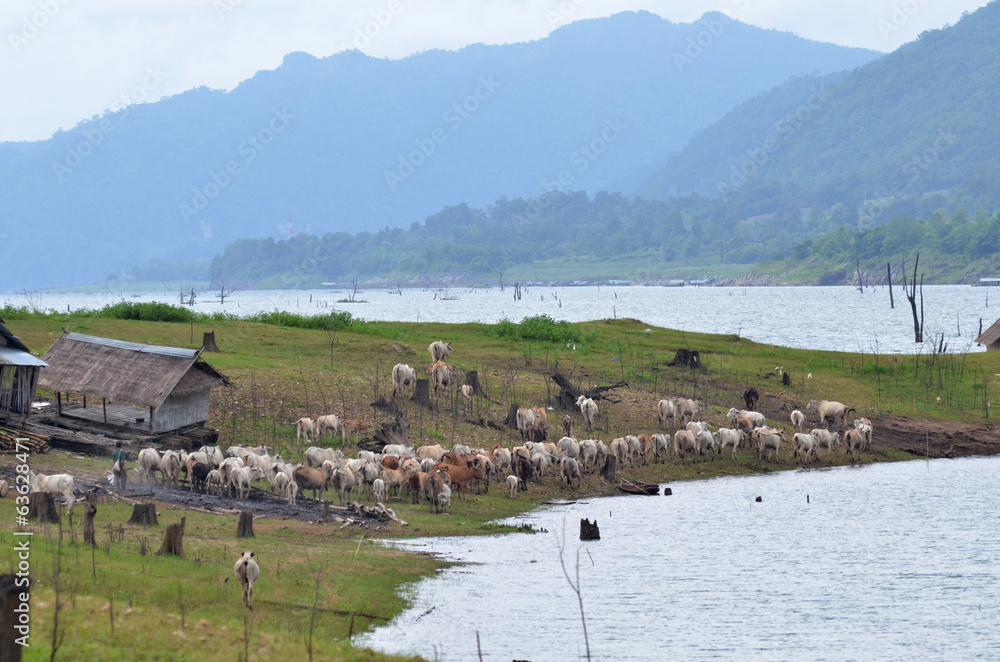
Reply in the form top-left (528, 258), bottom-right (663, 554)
top-left (1, 0), bottom-right (988, 142)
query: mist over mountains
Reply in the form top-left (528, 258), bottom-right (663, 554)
top-left (0, 10), bottom-right (880, 289)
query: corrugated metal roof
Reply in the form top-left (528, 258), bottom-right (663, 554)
top-left (67, 333), bottom-right (199, 359)
top-left (0, 346), bottom-right (48, 367)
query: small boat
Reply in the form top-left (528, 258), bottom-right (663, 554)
top-left (619, 479), bottom-right (659, 496)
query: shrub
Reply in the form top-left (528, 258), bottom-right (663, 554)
top-left (484, 314), bottom-right (582, 345)
top-left (97, 301), bottom-right (193, 323)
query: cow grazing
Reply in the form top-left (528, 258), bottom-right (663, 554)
top-left (225, 552), bottom-right (260, 610)
top-left (28, 472), bottom-right (76, 515)
top-left (295, 417), bottom-right (314, 443)
top-left (559, 456), bottom-right (582, 489)
top-left (807, 398), bottom-right (854, 428)
top-left (315, 414), bottom-right (342, 441)
top-left (742, 386), bottom-right (760, 411)
top-left (461, 384), bottom-right (474, 409)
top-left (576, 396), bottom-right (598, 432)
top-left (727, 408), bottom-right (765, 428)
top-left (392, 363), bottom-right (417, 398)
top-left (429, 340), bottom-right (453, 362)
top-left (652, 433), bottom-right (671, 463)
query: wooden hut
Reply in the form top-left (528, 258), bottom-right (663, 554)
top-left (0, 318), bottom-right (47, 423)
top-left (38, 332), bottom-right (230, 433)
top-left (975, 319), bottom-right (1000, 352)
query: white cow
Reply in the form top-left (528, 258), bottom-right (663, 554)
top-left (792, 433), bottom-right (818, 462)
top-left (137, 448), bottom-right (161, 484)
top-left (28, 472), bottom-right (76, 515)
top-left (652, 433), bottom-right (672, 462)
top-left (559, 456), bottom-right (582, 489)
top-left (675, 397), bottom-right (701, 424)
top-left (716, 428), bottom-right (744, 459)
top-left (506, 474), bottom-right (522, 498)
top-left (314, 414), bottom-right (342, 441)
top-left (428, 340), bottom-right (452, 362)
top-left (303, 446), bottom-right (342, 469)
top-left (372, 478), bottom-right (387, 503)
top-left (807, 399), bottom-right (854, 428)
top-left (295, 417), bottom-right (314, 443)
top-left (657, 398), bottom-right (677, 428)
top-left (810, 428), bottom-right (840, 459)
top-left (727, 408), bottom-right (765, 428)
top-left (790, 410), bottom-right (806, 432)
top-left (576, 396), bottom-right (598, 432)
top-left (392, 364), bottom-right (417, 398)
top-left (225, 551), bottom-right (260, 610)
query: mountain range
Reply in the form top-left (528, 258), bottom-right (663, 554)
top-left (0, 10), bottom-right (880, 289)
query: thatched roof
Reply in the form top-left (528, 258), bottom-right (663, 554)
top-left (975, 318), bottom-right (1000, 347)
top-left (0, 317), bottom-right (31, 353)
top-left (0, 319), bottom-right (46, 367)
top-left (38, 333), bottom-right (230, 409)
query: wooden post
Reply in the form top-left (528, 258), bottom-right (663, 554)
top-left (237, 511), bottom-right (254, 539)
top-left (0, 574), bottom-right (27, 661)
top-left (83, 395), bottom-right (87, 409)
top-left (149, 406), bottom-right (154, 432)
top-left (103, 399), bottom-right (107, 424)
top-left (887, 262), bottom-right (894, 308)
top-left (56, 391), bottom-right (62, 416)
top-left (83, 501), bottom-right (97, 547)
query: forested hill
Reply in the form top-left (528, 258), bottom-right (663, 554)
top-left (206, 189), bottom-right (1000, 288)
top-left (0, 11), bottom-right (880, 289)
top-left (640, 2), bottom-right (1000, 201)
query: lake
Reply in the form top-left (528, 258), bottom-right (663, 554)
top-left (5, 284), bottom-right (997, 354)
top-left (358, 457), bottom-right (1000, 661)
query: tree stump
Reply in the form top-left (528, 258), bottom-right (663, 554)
top-left (237, 511), bottom-right (254, 539)
top-left (464, 370), bottom-right (495, 402)
top-left (127, 503), bottom-right (158, 527)
top-left (83, 501), bottom-right (98, 547)
top-left (667, 349), bottom-right (704, 371)
top-left (156, 517), bottom-right (185, 556)
top-left (503, 403), bottom-right (521, 429)
top-left (600, 455), bottom-right (618, 482)
top-left (580, 518), bottom-right (600, 541)
top-left (0, 574), bottom-right (28, 661)
top-left (411, 379), bottom-right (433, 409)
top-left (782, 371), bottom-right (792, 386)
top-left (202, 331), bottom-right (220, 352)
top-left (27, 493), bottom-right (59, 524)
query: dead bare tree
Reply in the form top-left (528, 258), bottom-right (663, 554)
top-left (901, 255), bottom-right (924, 343)
top-left (887, 262), bottom-right (894, 308)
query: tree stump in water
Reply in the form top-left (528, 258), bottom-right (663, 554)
top-left (411, 379), bottom-right (433, 409)
top-left (580, 518), bottom-right (601, 541)
top-left (667, 349), bottom-right (704, 371)
top-left (237, 511), bottom-right (254, 539)
top-left (156, 517), bottom-right (185, 556)
top-left (0, 574), bottom-right (27, 661)
top-left (202, 331), bottom-right (220, 352)
top-left (600, 455), bottom-right (618, 482)
top-left (83, 501), bottom-right (98, 547)
top-left (128, 502), bottom-right (158, 527)
top-left (27, 493), bottom-right (59, 524)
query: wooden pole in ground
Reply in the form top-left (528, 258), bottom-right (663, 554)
top-left (83, 501), bottom-right (97, 547)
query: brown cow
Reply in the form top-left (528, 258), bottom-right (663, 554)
top-left (525, 424), bottom-right (547, 443)
top-left (381, 455), bottom-right (400, 470)
top-left (561, 415), bottom-right (574, 438)
top-left (732, 416), bottom-right (755, 434)
top-left (293, 466), bottom-right (328, 501)
top-left (637, 434), bottom-right (654, 466)
top-left (341, 419), bottom-right (369, 443)
top-left (433, 463), bottom-right (484, 498)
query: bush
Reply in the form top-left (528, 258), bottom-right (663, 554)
top-left (98, 301), bottom-right (193, 323)
top-left (239, 310), bottom-right (355, 331)
top-left (484, 314), bottom-right (582, 345)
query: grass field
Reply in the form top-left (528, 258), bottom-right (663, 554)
top-left (2, 307), bottom-right (998, 660)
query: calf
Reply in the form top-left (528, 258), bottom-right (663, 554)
top-left (225, 552), bottom-right (260, 610)
top-left (295, 417), bottom-right (314, 443)
top-left (562, 415), bottom-right (574, 438)
top-left (506, 474), bottom-right (522, 499)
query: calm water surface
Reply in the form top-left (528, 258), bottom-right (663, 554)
top-left (8, 284), bottom-right (997, 354)
top-left (359, 457), bottom-right (1000, 661)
